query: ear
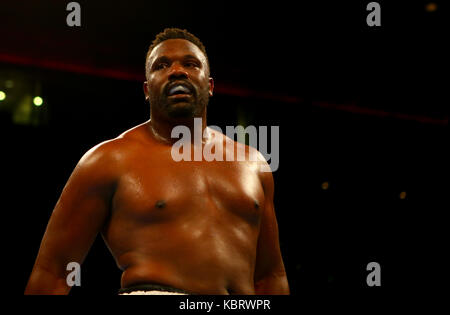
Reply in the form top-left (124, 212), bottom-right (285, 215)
top-left (143, 81), bottom-right (150, 101)
top-left (208, 77), bottom-right (214, 97)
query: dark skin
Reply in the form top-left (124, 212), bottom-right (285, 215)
top-left (25, 39), bottom-right (289, 295)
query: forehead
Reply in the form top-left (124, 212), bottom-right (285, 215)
top-left (148, 38), bottom-right (207, 65)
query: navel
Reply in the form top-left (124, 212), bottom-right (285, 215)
top-left (254, 200), bottom-right (260, 209)
top-left (155, 200), bottom-right (166, 209)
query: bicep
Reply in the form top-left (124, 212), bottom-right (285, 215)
top-left (34, 148), bottom-right (116, 275)
top-left (254, 170), bottom-right (286, 282)
top-left (254, 200), bottom-right (285, 282)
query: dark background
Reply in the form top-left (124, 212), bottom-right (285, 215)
top-left (0, 1), bottom-right (446, 294)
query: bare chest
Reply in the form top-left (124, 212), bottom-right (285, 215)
top-left (111, 154), bottom-right (265, 225)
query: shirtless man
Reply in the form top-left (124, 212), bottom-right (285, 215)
top-left (24, 28), bottom-right (289, 295)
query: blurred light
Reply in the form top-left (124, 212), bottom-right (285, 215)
top-left (399, 191), bottom-right (407, 200)
top-left (33, 96), bottom-right (43, 106)
top-left (0, 91), bottom-right (5, 101)
top-left (321, 181), bottom-right (329, 190)
top-left (5, 80), bottom-right (14, 89)
top-left (425, 3), bottom-right (437, 12)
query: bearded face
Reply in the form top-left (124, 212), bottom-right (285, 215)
top-left (145, 39), bottom-right (213, 120)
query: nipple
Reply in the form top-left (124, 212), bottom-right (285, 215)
top-left (155, 200), bottom-right (166, 209)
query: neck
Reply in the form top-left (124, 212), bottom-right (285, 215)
top-left (148, 110), bottom-right (209, 145)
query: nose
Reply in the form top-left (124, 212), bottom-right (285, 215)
top-left (168, 62), bottom-right (189, 81)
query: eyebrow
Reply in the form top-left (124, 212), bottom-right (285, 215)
top-left (151, 56), bottom-right (171, 66)
top-left (183, 54), bottom-right (202, 63)
top-left (151, 54), bottom-right (202, 67)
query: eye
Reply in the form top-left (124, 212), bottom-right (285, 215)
top-left (185, 61), bottom-right (200, 68)
top-left (154, 63), bottom-right (169, 70)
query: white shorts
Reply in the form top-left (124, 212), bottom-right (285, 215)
top-left (119, 290), bottom-right (187, 295)
top-left (118, 284), bottom-right (191, 295)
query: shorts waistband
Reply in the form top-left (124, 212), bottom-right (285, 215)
top-left (118, 283), bottom-right (194, 295)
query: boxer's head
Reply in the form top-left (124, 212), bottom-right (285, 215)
top-left (144, 28), bottom-right (214, 119)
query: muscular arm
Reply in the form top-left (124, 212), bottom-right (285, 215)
top-left (24, 142), bottom-right (117, 294)
top-left (253, 164), bottom-right (289, 295)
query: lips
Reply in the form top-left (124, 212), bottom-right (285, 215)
top-left (167, 82), bottom-right (194, 96)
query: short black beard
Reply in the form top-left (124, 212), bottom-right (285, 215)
top-left (167, 101), bottom-right (197, 118)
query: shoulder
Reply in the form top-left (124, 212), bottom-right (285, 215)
top-left (207, 127), bottom-right (263, 160)
top-left (208, 127), bottom-right (274, 190)
top-left (77, 122), bottom-right (149, 172)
